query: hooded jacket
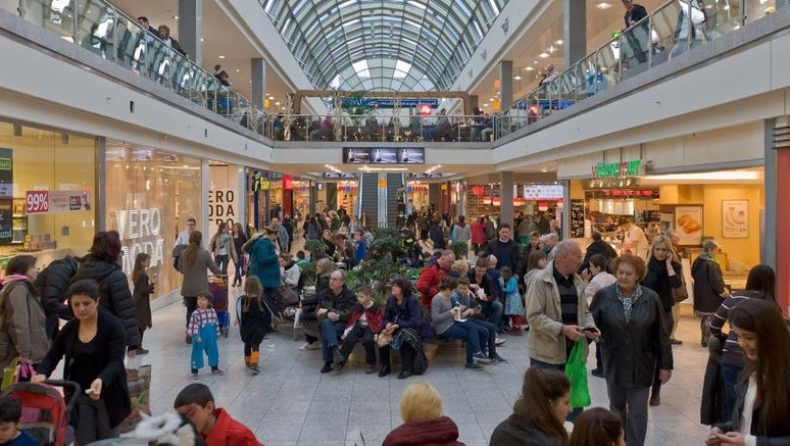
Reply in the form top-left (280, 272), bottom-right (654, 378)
top-left (0, 279), bottom-right (49, 370)
top-left (35, 255), bottom-right (79, 339)
top-left (692, 254), bottom-right (728, 313)
top-left (71, 257), bottom-right (140, 349)
top-left (383, 416), bottom-right (465, 446)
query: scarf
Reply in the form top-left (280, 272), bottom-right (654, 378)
top-left (616, 284), bottom-right (643, 322)
top-left (699, 251), bottom-right (719, 264)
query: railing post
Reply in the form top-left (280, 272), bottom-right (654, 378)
top-left (647, 15), bottom-right (653, 68)
top-left (111, 5), bottom-right (118, 63)
top-left (686, 0), bottom-right (692, 48)
top-left (72, 0), bottom-right (80, 44)
top-left (617, 35), bottom-right (623, 83)
top-left (16, 0), bottom-right (24, 18)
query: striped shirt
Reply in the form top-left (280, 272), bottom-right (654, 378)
top-left (710, 291), bottom-right (770, 368)
top-left (188, 309), bottom-right (221, 337)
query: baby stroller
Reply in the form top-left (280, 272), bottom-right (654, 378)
top-left (1, 380), bottom-right (79, 446)
top-left (209, 276), bottom-right (230, 337)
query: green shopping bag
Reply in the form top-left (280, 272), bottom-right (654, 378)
top-left (1, 357), bottom-right (19, 391)
top-left (565, 340), bottom-right (592, 408)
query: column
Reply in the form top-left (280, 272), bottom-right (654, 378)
top-left (563, 0), bottom-right (587, 67)
top-left (236, 166), bottom-right (247, 230)
top-left (200, 159), bottom-right (210, 247)
top-left (309, 182), bottom-right (317, 216)
top-left (562, 181), bottom-right (571, 241)
top-left (325, 182), bottom-right (338, 210)
top-left (500, 171), bottom-right (514, 228)
top-left (469, 95), bottom-right (479, 112)
top-left (178, 0), bottom-right (203, 65)
top-left (429, 184), bottom-right (441, 209)
top-left (96, 137), bottom-right (107, 231)
top-left (772, 117), bottom-right (790, 315)
top-left (499, 61), bottom-right (513, 112)
top-left (456, 182), bottom-right (466, 218)
top-left (251, 58), bottom-right (267, 109)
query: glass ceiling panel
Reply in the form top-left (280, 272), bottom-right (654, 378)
top-left (260, 0), bottom-right (509, 91)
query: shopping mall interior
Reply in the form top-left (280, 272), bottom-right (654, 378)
top-left (0, 0), bottom-right (789, 444)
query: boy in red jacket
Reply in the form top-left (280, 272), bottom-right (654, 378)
top-left (334, 285), bottom-right (383, 373)
top-left (174, 383), bottom-right (262, 446)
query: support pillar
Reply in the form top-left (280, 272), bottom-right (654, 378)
top-left (562, 181), bottom-right (571, 241)
top-left (469, 95), bottom-right (479, 112)
top-left (309, 182), bottom-right (317, 216)
top-left (772, 117), bottom-right (790, 315)
top-left (251, 58), bottom-right (267, 109)
top-left (96, 137), bottom-right (106, 231)
top-left (429, 184), bottom-right (441, 209)
top-left (500, 171), bottom-right (514, 229)
top-left (178, 0), bottom-right (203, 65)
top-left (563, 0), bottom-right (587, 67)
top-left (236, 166), bottom-right (247, 230)
top-left (499, 61), bottom-right (513, 112)
top-left (200, 159), bottom-right (210, 247)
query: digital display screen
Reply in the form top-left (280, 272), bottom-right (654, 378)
top-left (398, 148), bottom-right (425, 164)
top-left (369, 148), bottom-right (398, 164)
top-left (343, 148), bottom-right (425, 164)
top-left (342, 148), bottom-right (370, 164)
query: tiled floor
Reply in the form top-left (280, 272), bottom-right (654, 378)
top-left (143, 290), bottom-right (711, 446)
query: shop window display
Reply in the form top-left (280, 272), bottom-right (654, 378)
top-left (105, 144), bottom-right (201, 299)
top-left (0, 122), bottom-right (97, 275)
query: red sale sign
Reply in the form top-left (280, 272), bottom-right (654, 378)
top-left (26, 191), bottom-right (49, 213)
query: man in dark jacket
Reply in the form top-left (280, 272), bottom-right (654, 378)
top-left (581, 232), bottom-right (618, 273)
top-left (623, 0), bottom-right (650, 63)
top-left (429, 218), bottom-right (446, 250)
top-left (692, 239), bottom-right (729, 347)
top-left (316, 270), bottom-right (357, 373)
top-left (35, 255), bottom-right (79, 340)
top-left (483, 224), bottom-right (521, 273)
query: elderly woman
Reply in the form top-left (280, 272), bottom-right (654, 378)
top-left (384, 382), bottom-right (464, 446)
top-left (590, 254), bottom-right (673, 446)
top-left (0, 255), bottom-right (48, 373)
top-left (692, 239), bottom-right (729, 347)
top-left (640, 235), bottom-right (683, 407)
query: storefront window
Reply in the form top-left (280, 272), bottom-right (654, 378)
top-left (105, 144), bottom-right (201, 299)
top-left (0, 122), bottom-right (97, 276)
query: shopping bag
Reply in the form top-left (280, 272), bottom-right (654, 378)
top-left (118, 358), bottom-right (152, 433)
top-left (1, 357), bottom-right (19, 391)
top-left (565, 340), bottom-right (592, 408)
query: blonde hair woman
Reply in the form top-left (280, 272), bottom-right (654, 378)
top-left (383, 383), bottom-right (464, 446)
top-left (298, 258), bottom-right (337, 351)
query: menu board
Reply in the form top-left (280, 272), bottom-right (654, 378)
top-left (523, 184), bottom-right (564, 200)
top-left (0, 148), bottom-right (12, 244)
top-left (570, 199), bottom-right (586, 238)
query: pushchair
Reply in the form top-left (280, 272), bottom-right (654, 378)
top-left (209, 276), bottom-right (230, 337)
top-left (1, 380), bottom-right (79, 446)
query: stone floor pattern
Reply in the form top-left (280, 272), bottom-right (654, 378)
top-left (144, 289), bottom-right (711, 446)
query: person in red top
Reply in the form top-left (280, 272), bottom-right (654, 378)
top-left (174, 383), bottom-right (262, 446)
top-left (334, 285), bottom-right (384, 373)
top-left (470, 217), bottom-right (487, 254)
top-left (416, 250), bottom-right (455, 308)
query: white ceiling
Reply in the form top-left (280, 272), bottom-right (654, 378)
top-left (111, 0), bottom-right (292, 113)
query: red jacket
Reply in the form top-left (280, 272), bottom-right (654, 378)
top-left (205, 408), bottom-right (262, 446)
top-left (471, 221), bottom-right (486, 245)
top-left (383, 416), bottom-right (465, 446)
top-left (417, 264), bottom-right (446, 308)
top-left (344, 302), bottom-right (384, 334)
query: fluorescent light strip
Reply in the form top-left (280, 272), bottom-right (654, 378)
top-left (642, 171), bottom-right (761, 181)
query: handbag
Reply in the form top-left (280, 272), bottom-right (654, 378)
top-left (377, 331), bottom-right (393, 347)
top-left (1, 359), bottom-right (35, 390)
top-left (672, 275), bottom-right (689, 303)
top-left (565, 340), bottom-right (592, 408)
top-left (275, 286), bottom-right (300, 307)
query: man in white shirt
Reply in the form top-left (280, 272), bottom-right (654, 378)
top-left (172, 217), bottom-right (197, 272)
top-left (619, 216), bottom-right (649, 261)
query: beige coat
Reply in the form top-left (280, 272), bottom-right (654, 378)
top-left (0, 281), bottom-right (49, 370)
top-left (525, 261), bottom-right (595, 365)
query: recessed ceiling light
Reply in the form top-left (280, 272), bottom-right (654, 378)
top-left (539, 52), bottom-right (549, 58)
top-left (596, 2), bottom-right (612, 9)
top-left (218, 55), bottom-right (226, 59)
top-left (172, 15), bottom-right (179, 19)
top-left (555, 39), bottom-right (564, 45)
top-left (514, 75), bottom-right (522, 80)
top-left (275, 101), bottom-right (281, 106)
top-left (533, 60), bottom-right (540, 64)
top-left (200, 38), bottom-right (205, 42)
top-left (235, 69), bottom-right (240, 73)
top-left (268, 96), bottom-right (275, 100)
top-left (526, 66), bottom-right (535, 71)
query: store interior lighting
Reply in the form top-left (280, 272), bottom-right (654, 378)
top-left (642, 169), bottom-right (761, 182)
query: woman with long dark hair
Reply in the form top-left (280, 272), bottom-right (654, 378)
top-left (569, 408), bottom-right (625, 446)
top-left (709, 264), bottom-right (778, 418)
top-left (210, 221), bottom-right (236, 277)
top-left (490, 367), bottom-right (571, 445)
top-left (131, 253), bottom-right (153, 355)
top-left (72, 230), bottom-right (140, 354)
top-left (379, 277), bottom-right (433, 379)
top-left (640, 235), bottom-right (682, 406)
top-left (179, 231), bottom-right (221, 344)
top-left (231, 223), bottom-right (248, 287)
top-left (706, 299), bottom-right (790, 445)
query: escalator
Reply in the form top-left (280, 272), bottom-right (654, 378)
top-left (358, 173), bottom-right (379, 228)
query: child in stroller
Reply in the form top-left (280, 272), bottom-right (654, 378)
top-left (0, 380), bottom-right (79, 446)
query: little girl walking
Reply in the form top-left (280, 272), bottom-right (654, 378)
top-left (132, 253), bottom-right (154, 354)
top-left (188, 292), bottom-right (223, 378)
top-left (502, 266), bottom-right (524, 335)
top-left (235, 276), bottom-right (268, 375)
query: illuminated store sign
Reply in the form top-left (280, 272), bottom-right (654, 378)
top-left (592, 160), bottom-right (642, 179)
top-left (115, 208), bottom-right (164, 274)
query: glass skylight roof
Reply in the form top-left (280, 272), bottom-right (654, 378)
top-left (260, 0), bottom-right (509, 91)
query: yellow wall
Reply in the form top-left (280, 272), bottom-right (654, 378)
top-left (702, 184), bottom-right (763, 269)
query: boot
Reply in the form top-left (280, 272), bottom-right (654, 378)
top-left (249, 351), bottom-right (260, 375)
top-left (244, 355), bottom-right (251, 368)
top-left (649, 391), bottom-right (661, 406)
top-left (378, 364), bottom-right (391, 377)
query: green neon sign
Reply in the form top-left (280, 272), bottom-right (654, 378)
top-left (592, 160), bottom-right (642, 179)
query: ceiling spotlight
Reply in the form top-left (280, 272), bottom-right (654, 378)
top-left (539, 52), bottom-right (549, 58)
top-left (275, 101), bottom-right (281, 106)
top-left (200, 38), bottom-right (205, 42)
top-left (533, 60), bottom-right (540, 64)
top-left (218, 55), bottom-right (226, 59)
top-left (172, 15), bottom-right (179, 19)
top-left (596, 2), bottom-right (612, 9)
top-left (514, 75), bottom-right (522, 80)
top-left (526, 66), bottom-right (534, 71)
top-left (541, 167), bottom-right (548, 173)
top-left (555, 39), bottom-right (564, 45)
top-left (235, 69), bottom-right (240, 73)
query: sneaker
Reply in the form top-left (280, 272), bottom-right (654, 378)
top-left (320, 363), bottom-right (333, 374)
top-left (191, 372), bottom-right (199, 380)
top-left (250, 365), bottom-right (260, 375)
top-left (490, 353), bottom-right (508, 363)
top-left (495, 336), bottom-right (506, 346)
top-left (211, 369), bottom-right (224, 376)
top-left (299, 342), bottom-right (320, 351)
top-left (472, 352), bottom-right (493, 364)
top-left (465, 362), bottom-right (484, 370)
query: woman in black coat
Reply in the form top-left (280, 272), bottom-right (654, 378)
top-left (640, 235), bottom-right (682, 406)
top-left (71, 230), bottom-right (140, 353)
top-left (33, 280), bottom-right (130, 444)
top-left (591, 254), bottom-right (673, 446)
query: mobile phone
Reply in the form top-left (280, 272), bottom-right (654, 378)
top-left (582, 327), bottom-right (599, 333)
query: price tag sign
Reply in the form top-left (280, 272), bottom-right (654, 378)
top-left (26, 191), bottom-right (49, 214)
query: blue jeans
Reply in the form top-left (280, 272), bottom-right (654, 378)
top-left (721, 362), bottom-right (743, 418)
top-left (215, 254), bottom-right (229, 276)
top-left (462, 319), bottom-right (496, 355)
top-left (442, 322), bottom-right (485, 364)
top-left (530, 357), bottom-right (583, 421)
top-left (481, 301), bottom-right (503, 332)
top-left (320, 319), bottom-right (346, 362)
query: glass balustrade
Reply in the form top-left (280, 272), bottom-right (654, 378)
top-left (2, 0), bottom-right (268, 134)
top-left (500, 0), bottom-right (786, 140)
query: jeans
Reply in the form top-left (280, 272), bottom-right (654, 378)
top-left (320, 319), bottom-right (346, 362)
top-left (530, 358), bottom-right (583, 421)
top-left (652, 310), bottom-right (674, 395)
top-left (441, 323), bottom-right (485, 364)
top-left (462, 319), bottom-right (496, 356)
top-left (215, 254), bottom-right (229, 276)
top-left (233, 258), bottom-right (244, 286)
top-left (607, 385), bottom-right (650, 446)
top-left (481, 300), bottom-right (503, 332)
top-left (721, 362), bottom-right (743, 418)
top-left (340, 325), bottom-right (376, 365)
